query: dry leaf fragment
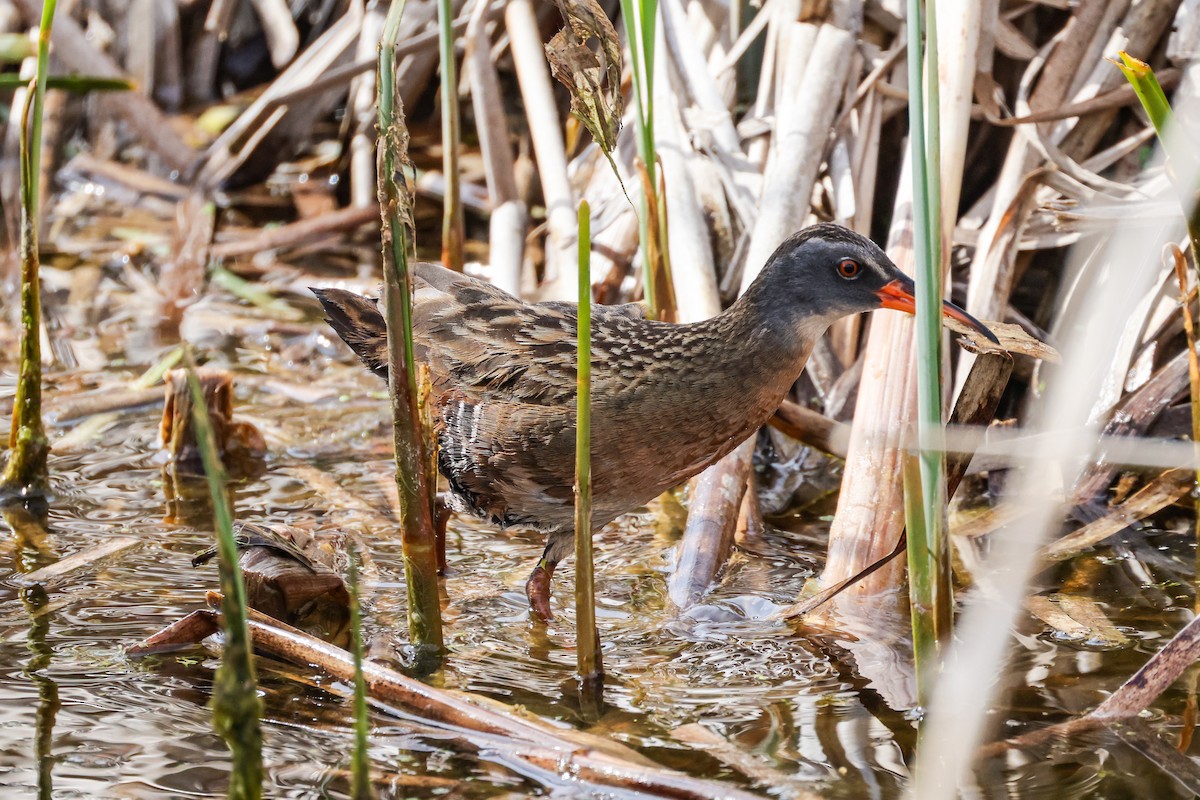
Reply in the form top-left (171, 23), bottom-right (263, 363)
top-left (545, 0), bottom-right (623, 156)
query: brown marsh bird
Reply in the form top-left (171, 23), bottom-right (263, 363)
top-left (314, 224), bottom-right (996, 621)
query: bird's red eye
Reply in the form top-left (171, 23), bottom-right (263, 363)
top-left (838, 258), bottom-right (860, 279)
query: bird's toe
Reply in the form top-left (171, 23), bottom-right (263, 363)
top-left (526, 566), bottom-right (554, 622)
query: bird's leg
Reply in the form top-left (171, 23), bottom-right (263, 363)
top-left (525, 529), bottom-right (573, 622)
top-left (434, 492), bottom-right (453, 575)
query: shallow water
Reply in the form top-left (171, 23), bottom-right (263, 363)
top-left (2, 305), bottom-right (1199, 798)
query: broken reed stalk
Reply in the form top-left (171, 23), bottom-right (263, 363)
top-left (347, 543), bottom-right (373, 800)
top-left (378, 0), bottom-right (444, 667)
top-left (904, 0), bottom-right (950, 706)
top-left (183, 357), bottom-right (263, 800)
top-left (436, 0), bottom-right (463, 271)
top-left (617, 0), bottom-right (673, 320)
top-left (1, 0), bottom-right (56, 497)
top-left (574, 199), bottom-right (602, 688)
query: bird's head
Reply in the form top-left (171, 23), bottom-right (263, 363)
top-left (750, 223), bottom-right (998, 343)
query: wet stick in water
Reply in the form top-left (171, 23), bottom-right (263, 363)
top-left (183, 357), bottom-right (263, 800)
top-left (378, 0), bottom-right (444, 668)
top-left (574, 200), bottom-right (602, 694)
top-left (436, 0), bottom-right (463, 270)
top-left (904, 0), bottom-right (950, 709)
top-left (1, 0), bottom-right (57, 496)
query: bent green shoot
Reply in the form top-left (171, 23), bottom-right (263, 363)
top-left (183, 355), bottom-right (262, 800)
top-left (1113, 52), bottom-right (1200, 268)
top-left (1, 0), bottom-right (57, 497)
top-left (379, 0), bottom-right (445, 668)
top-left (574, 200), bottom-right (602, 689)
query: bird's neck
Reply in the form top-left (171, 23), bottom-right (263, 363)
top-left (676, 289), bottom-right (826, 443)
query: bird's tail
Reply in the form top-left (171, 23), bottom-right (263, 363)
top-left (311, 288), bottom-right (389, 380)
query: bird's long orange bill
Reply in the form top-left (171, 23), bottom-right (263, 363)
top-left (876, 277), bottom-right (1000, 344)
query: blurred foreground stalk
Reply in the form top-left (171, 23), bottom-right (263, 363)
top-left (184, 357), bottom-right (263, 800)
top-left (1114, 53), bottom-right (1200, 547)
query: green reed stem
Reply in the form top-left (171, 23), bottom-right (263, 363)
top-left (905, 0), bottom-right (949, 708)
top-left (183, 354), bottom-right (262, 800)
top-left (379, 0), bottom-right (445, 668)
top-left (347, 543), bottom-right (374, 799)
top-left (1, 0), bottom-right (57, 497)
top-left (437, 0), bottom-right (463, 271)
top-left (617, 0), bottom-right (673, 321)
top-left (0, 74), bottom-right (132, 92)
top-left (574, 200), bottom-right (602, 687)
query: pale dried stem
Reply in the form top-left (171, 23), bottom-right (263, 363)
top-left (247, 0), bottom-right (300, 68)
top-left (505, 0), bottom-right (576, 300)
top-left (963, 0), bottom-right (1111, 323)
top-left (349, 2), bottom-right (386, 211)
top-left (821, 155), bottom-right (917, 595)
top-left (466, 0), bottom-right (524, 295)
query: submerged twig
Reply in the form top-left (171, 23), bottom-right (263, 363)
top-left (202, 607), bottom-right (762, 800)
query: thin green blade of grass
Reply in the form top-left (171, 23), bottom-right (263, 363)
top-left (347, 542), bottom-right (374, 800)
top-left (437, 0), bottom-right (463, 271)
top-left (378, 0), bottom-right (445, 668)
top-left (182, 355), bottom-right (263, 800)
top-left (1, 0), bottom-right (57, 496)
top-left (0, 74), bottom-right (134, 92)
top-left (574, 199), bottom-right (602, 688)
top-left (904, 0), bottom-right (950, 709)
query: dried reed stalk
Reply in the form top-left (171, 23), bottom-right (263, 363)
top-left (506, 0), bottom-right (577, 300)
